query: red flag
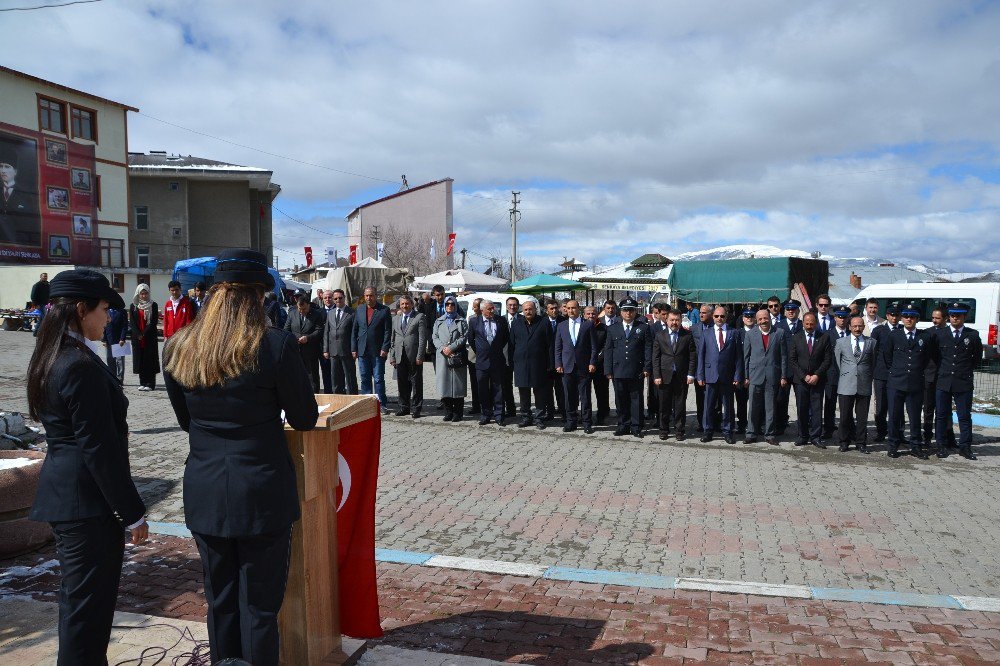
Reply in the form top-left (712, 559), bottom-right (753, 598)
top-left (335, 412), bottom-right (383, 638)
top-left (304, 246), bottom-right (313, 267)
top-left (446, 232), bottom-right (456, 256)
top-left (349, 245), bottom-right (358, 264)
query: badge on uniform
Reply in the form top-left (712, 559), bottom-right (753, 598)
top-left (964, 338), bottom-right (970, 345)
top-left (918, 339), bottom-right (923, 347)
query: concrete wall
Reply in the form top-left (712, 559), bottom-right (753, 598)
top-left (188, 180), bottom-right (251, 258)
top-left (0, 265), bottom-right (171, 309)
top-left (129, 177), bottom-right (189, 268)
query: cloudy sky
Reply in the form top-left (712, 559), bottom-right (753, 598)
top-left (6, 0), bottom-right (999, 272)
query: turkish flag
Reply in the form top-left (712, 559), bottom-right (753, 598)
top-left (446, 232), bottom-right (456, 256)
top-left (349, 244), bottom-right (358, 264)
top-left (304, 246), bottom-right (313, 267)
top-left (335, 411), bottom-right (383, 638)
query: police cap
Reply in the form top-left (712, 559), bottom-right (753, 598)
top-left (900, 302), bottom-right (920, 317)
top-left (618, 297), bottom-right (639, 310)
top-left (832, 305), bottom-right (851, 318)
top-left (947, 301), bottom-right (971, 315)
top-left (782, 299), bottom-right (801, 311)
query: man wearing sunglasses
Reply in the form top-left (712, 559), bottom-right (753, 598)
top-left (696, 306), bottom-right (745, 444)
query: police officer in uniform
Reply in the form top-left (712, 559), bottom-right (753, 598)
top-left (930, 301), bottom-right (983, 460)
top-left (823, 305), bottom-right (852, 437)
top-left (774, 299), bottom-right (803, 434)
top-left (870, 304), bottom-right (902, 443)
top-left (882, 302), bottom-right (929, 459)
top-left (922, 304), bottom-right (956, 449)
top-left (603, 297), bottom-right (652, 437)
top-left (735, 306), bottom-right (756, 433)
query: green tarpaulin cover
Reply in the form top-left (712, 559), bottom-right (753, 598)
top-left (669, 257), bottom-right (828, 304)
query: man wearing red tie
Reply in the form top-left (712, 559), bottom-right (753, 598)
top-left (790, 312), bottom-right (833, 448)
top-left (696, 306), bottom-right (745, 444)
top-left (163, 280), bottom-right (195, 339)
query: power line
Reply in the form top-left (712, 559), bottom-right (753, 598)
top-left (0, 0), bottom-right (102, 11)
top-left (272, 205), bottom-right (350, 236)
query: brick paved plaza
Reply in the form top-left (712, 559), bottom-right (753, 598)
top-left (2, 329), bottom-right (1000, 663)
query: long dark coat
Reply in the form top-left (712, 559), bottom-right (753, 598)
top-left (509, 316), bottom-right (553, 389)
top-left (129, 303), bottom-right (160, 375)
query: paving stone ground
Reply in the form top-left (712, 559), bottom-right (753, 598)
top-left (4, 534), bottom-right (1000, 665)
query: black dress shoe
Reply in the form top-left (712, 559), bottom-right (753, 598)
top-left (959, 449), bottom-right (978, 461)
top-left (563, 424), bottom-right (577, 433)
top-left (632, 430), bottom-right (643, 438)
top-left (860, 445), bottom-right (870, 454)
top-left (887, 450), bottom-right (901, 459)
top-left (725, 434), bottom-right (736, 444)
top-left (744, 437), bottom-right (757, 444)
top-left (395, 409), bottom-right (410, 417)
top-left (478, 418), bottom-right (490, 426)
top-left (911, 448), bottom-right (928, 460)
top-left (839, 444), bottom-right (849, 452)
top-left (495, 419), bottom-right (505, 427)
top-left (518, 418), bottom-right (532, 428)
top-left (412, 411), bottom-right (421, 419)
top-left (766, 437), bottom-right (779, 446)
top-left (443, 413), bottom-right (454, 422)
top-left (659, 433), bottom-right (669, 440)
top-left (936, 450), bottom-right (948, 458)
top-left (676, 434), bottom-right (685, 442)
top-left (811, 440), bottom-right (827, 449)
top-left (452, 413), bottom-right (463, 422)
top-left (795, 440), bottom-right (808, 446)
top-left (584, 426), bottom-right (595, 434)
top-left (614, 427), bottom-right (628, 436)
top-left (536, 421), bottom-right (545, 429)
top-left (700, 434), bottom-right (712, 442)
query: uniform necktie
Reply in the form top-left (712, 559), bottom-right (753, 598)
top-left (954, 328), bottom-right (961, 341)
top-left (807, 334), bottom-right (813, 354)
top-left (625, 324), bottom-right (631, 338)
top-left (839, 330), bottom-right (846, 338)
top-left (908, 331), bottom-right (914, 342)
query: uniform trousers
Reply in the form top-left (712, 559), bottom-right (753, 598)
top-left (656, 374), bottom-right (688, 435)
top-left (319, 356), bottom-right (333, 393)
top-left (192, 527), bottom-right (292, 666)
top-left (330, 354), bottom-right (358, 395)
top-left (562, 372), bottom-right (593, 428)
top-left (837, 394), bottom-right (870, 447)
top-left (592, 372), bottom-right (610, 421)
top-left (612, 377), bottom-right (644, 431)
top-left (888, 388), bottom-right (922, 452)
top-left (823, 381), bottom-right (839, 435)
top-left (51, 514), bottom-right (126, 666)
top-left (924, 379), bottom-right (955, 447)
top-left (734, 382), bottom-right (749, 432)
top-left (138, 370), bottom-right (156, 390)
top-left (703, 381), bottom-right (736, 435)
top-left (935, 389), bottom-right (973, 453)
top-left (872, 378), bottom-right (889, 437)
top-left (646, 374), bottom-right (658, 418)
top-left (395, 354), bottom-right (423, 413)
top-left (794, 382), bottom-right (824, 442)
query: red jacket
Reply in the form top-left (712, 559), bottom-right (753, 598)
top-left (163, 296), bottom-right (194, 338)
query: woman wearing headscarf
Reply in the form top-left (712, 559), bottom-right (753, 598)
top-left (129, 283), bottom-right (160, 391)
top-left (163, 249), bottom-right (318, 666)
top-left (27, 269), bottom-right (148, 665)
top-left (432, 295), bottom-right (469, 421)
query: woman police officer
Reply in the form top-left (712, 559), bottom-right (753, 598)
top-left (27, 269), bottom-right (149, 665)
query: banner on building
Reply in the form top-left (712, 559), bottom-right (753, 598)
top-left (446, 232), bottom-right (456, 256)
top-left (326, 246), bottom-right (336, 266)
top-left (304, 246), bottom-right (313, 267)
top-left (349, 244), bottom-right (358, 264)
top-left (376, 242), bottom-right (384, 263)
top-left (1, 121), bottom-right (99, 265)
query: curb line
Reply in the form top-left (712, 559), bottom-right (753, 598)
top-left (146, 522), bottom-right (999, 613)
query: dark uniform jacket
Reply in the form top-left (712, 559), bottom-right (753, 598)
top-left (870, 323), bottom-right (900, 381)
top-left (323, 305), bottom-right (354, 357)
top-left (929, 325), bottom-right (983, 393)
top-left (883, 327), bottom-right (930, 393)
top-left (351, 303), bottom-right (392, 357)
top-left (30, 338), bottom-right (146, 525)
top-left (603, 320), bottom-right (653, 379)
top-left (592, 318), bottom-right (609, 370)
top-left (103, 308), bottom-right (129, 346)
top-left (651, 327), bottom-right (697, 383)
top-left (164, 328), bottom-right (319, 537)
top-left (789, 330), bottom-right (832, 385)
top-left (509, 316), bottom-right (553, 389)
top-left (284, 304), bottom-right (326, 363)
top-left (468, 315), bottom-right (510, 373)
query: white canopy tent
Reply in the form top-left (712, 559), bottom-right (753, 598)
top-left (412, 268), bottom-right (508, 293)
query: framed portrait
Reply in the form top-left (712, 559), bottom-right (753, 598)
top-left (46, 186), bottom-right (70, 211)
top-left (70, 167), bottom-right (91, 192)
top-left (45, 139), bottom-right (68, 166)
top-left (72, 213), bottom-right (92, 236)
top-left (48, 234), bottom-right (71, 259)
top-left (0, 131), bottom-right (41, 247)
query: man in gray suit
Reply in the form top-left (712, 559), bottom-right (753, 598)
top-left (834, 316), bottom-right (877, 453)
top-left (322, 288), bottom-right (358, 395)
top-left (390, 295), bottom-right (426, 417)
top-left (743, 309), bottom-right (789, 445)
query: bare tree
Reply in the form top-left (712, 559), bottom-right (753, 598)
top-left (483, 248), bottom-right (536, 281)
top-left (369, 223), bottom-right (453, 276)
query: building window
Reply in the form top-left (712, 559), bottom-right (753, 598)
top-left (171, 226), bottom-right (182, 237)
top-left (137, 273), bottom-right (150, 290)
top-left (111, 273), bottom-right (125, 292)
top-left (39, 97), bottom-right (66, 133)
top-left (99, 238), bottom-right (124, 268)
top-left (169, 181), bottom-right (179, 191)
top-left (70, 107), bottom-right (97, 141)
top-left (136, 246), bottom-right (150, 268)
top-left (135, 205), bottom-right (149, 230)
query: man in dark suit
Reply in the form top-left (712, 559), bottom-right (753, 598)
top-left (823, 305), bottom-right (851, 437)
top-left (1, 144), bottom-right (40, 246)
top-left (869, 305), bottom-right (902, 443)
top-left (592, 300), bottom-right (617, 424)
top-left (734, 306), bottom-right (757, 433)
top-left (501, 296), bottom-right (522, 418)
top-left (644, 303), bottom-right (669, 421)
top-left (773, 299), bottom-right (803, 435)
top-left (652, 308), bottom-right (696, 441)
top-left (322, 289), bottom-right (357, 394)
top-left (743, 310), bottom-right (788, 445)
top-left (102, 306), bottom-right (129, 384)
top-left (468, 299), bottom-right (510, 425)
top-left (922, 305), bottom-right (955, 448)
top-left (466, 297), bottom-right (483, 415)
top-left (419, 284), bottom-right (448, 363)
top-left (510, 299), bottom-right (552, 428)
top-left (689, 303), bottom-right (715, 432)
top-left (789, 312), bottom-right (832, 447)
top-left (603, 298), bottom-right (652, 437)
top-left (883, 302), bottom-right (930, 459)
top-left (554, 299), bottom-right (599, 433)
top-left (697, 305), bottom-right (745, 444)
top-left (284, 295), bottom-right (326, 392)
top-left (351, 287), bottom-right (392, 406)
top-left (540, 299), bottom-right (567, 421)
top-left (389, 295), bottom-right (426, 417)
top-left (834, 317), bottom-right (877, 453)
top-left (930, 301), bottom-right (983, 460)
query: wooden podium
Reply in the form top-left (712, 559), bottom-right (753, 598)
top-left (278, 394), bottom-right (380, 665)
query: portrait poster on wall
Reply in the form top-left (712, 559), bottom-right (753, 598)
top-left (1, 120), bottom-right (98, 264)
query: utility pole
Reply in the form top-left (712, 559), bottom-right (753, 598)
top-left (460, 248), bottom-right (467, 269)
top-left (369, 225), bottom-right (380, 260)
top-left (509, 191), bottom-right (521, 282)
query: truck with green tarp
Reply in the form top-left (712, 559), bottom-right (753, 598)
top-left (668, 257), bottom-right (829, 309)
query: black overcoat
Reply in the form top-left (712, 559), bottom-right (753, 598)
top-left (129, 303), bottom-right (160, 375)
top-left (510, 316), bottom-right (553, 389)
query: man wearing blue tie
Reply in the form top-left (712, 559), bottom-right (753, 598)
top-left (815, 294), bottom-right (834, 334)
top-left (554, 300), bottom-right (598, 433)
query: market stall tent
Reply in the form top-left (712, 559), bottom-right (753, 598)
top-left (316, 260), bottom-right (410, 304)
top-left (412, 268), bottom-right (508, 293)
top-left (173, 257), bottom-right (285, 300)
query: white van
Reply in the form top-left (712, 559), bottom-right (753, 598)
top-left (854, 283), bottom-right (999, 358)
